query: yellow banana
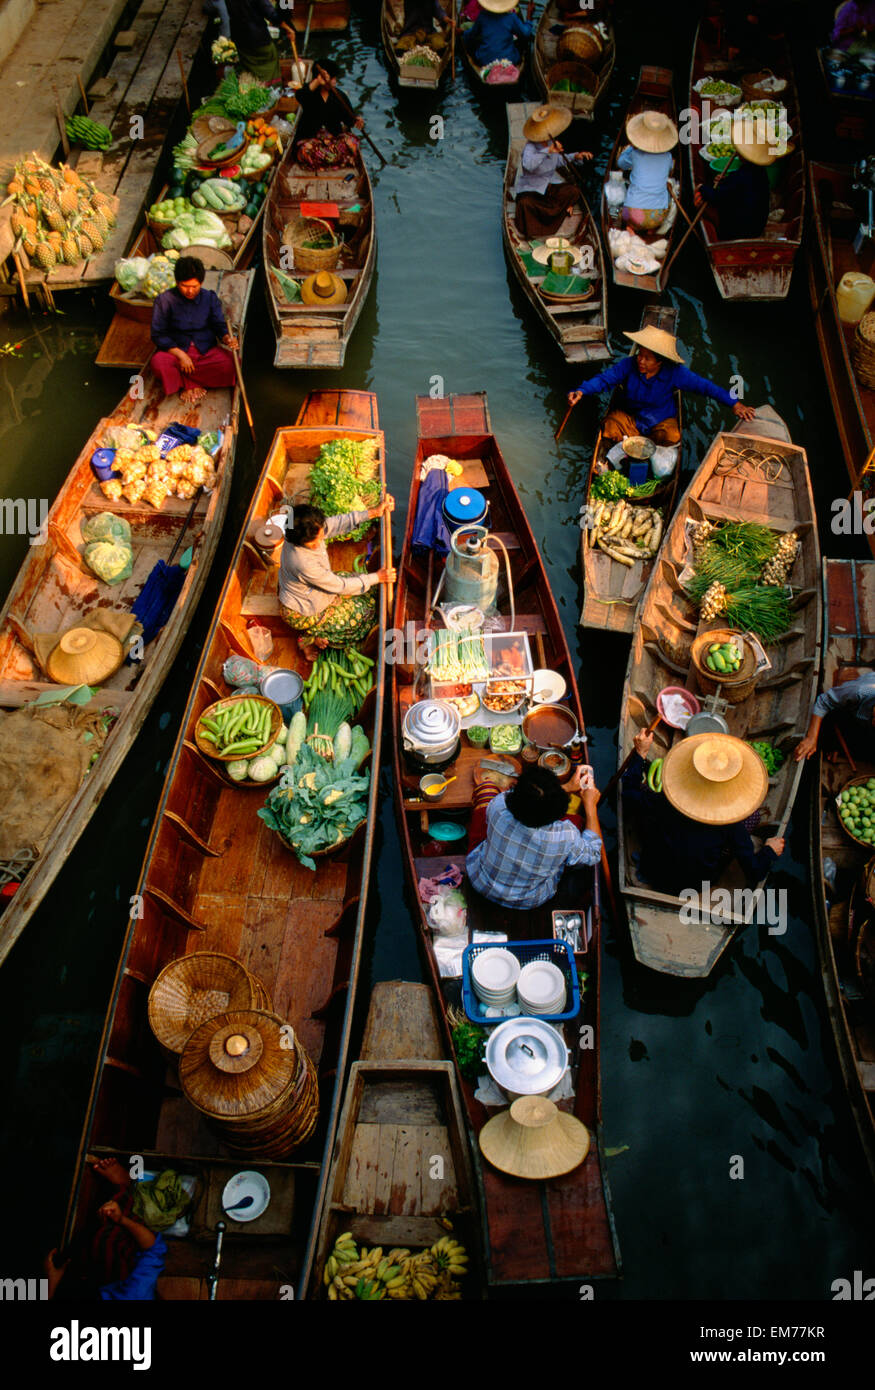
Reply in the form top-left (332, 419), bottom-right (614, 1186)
top-left (328, 1283), bottom-right (338, 1300)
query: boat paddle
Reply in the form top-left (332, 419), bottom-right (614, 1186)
top-left (554, 401), bottom-right (575, 441)
top-left (131, 489), bottom-right (201, 646)
top-left (661, 155), bottom-right (738, 280)
top-left (321, 76), bottom-right (388, 166)
top-left (289, 32), bottom-right (307, 87)
top-left (597, 714), bottom-right (662, 806)
top-left (577, 726), bottom-right (620, 927)
top-left (302, 4), bottom-right (314, 55)
top-left (229, 326), bottom-right (256, 450)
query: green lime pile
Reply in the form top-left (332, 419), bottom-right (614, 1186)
top-left (838, 780), bottom-right (875, 842)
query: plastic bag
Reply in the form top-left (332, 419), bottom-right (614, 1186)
top-left (651, 445), bottom-right (678, 479)
top-left (427, 888), bottom-right (468, 937)
top-left (223, 655), bottom-right (262, 688)
top-left (114, 256), bottom-right (152, 292)
top-left (81, 512), bottom-right (131, 547)
top-left (83, 539), bottom-right (133, 586)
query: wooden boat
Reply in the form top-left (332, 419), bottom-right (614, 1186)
top-left (381, 0), bottom-right (458, 89)
top-left (808, 162), bottom-right (875, 540)
top-left (579, 304), bottom-right (683, 634)
top-left (292, 0), bottom-right (350, 31)
top-left (617, 416), bottom-right (822, 978)
top-left (391, 391), bottom-right (620, 1288)
top-left (305, 980), bottom-right (484, 1298)
top-left (460, 8), bottom-right (529, 94)
top-left (0, 269), bottom-right (251, 970)
top-left (503, 103), bottom-right (610, 366)
top-left (263, 145), bottom-right (376, 369)
top-left (686, 24), bottom-right (805, 301)
top-left (533, 2), bottom-right (615, 120)
top-left (811, 558), bottom-right (875, 1185)
top-left (600, 66), bottom-right (680, 295)
top-left (63, 389), bottom-right (390, 1299)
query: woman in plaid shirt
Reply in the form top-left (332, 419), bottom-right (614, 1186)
top-left (466, 765), bottom-right (602, 909)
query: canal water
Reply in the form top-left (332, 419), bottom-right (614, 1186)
top-left (0, 0), bottom-right (872, 1299)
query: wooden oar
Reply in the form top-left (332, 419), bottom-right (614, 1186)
top-left (450, 2), bottom-right (456, 82)
top-left (176, 48), bottom-right (191, 116)
top-left (555, 401), bottom-right (576, 441)
top-left (660, 156), bottom-right (738, 280)
top-left (835, 724), bottom-right (858, 775)
top-left (578, 727), bottom-right (620, 926)
top-left (325, 79), bottom-right (388, 166)
top-left (230, 330), bottom-right (256, 448)
top-left (598, 714), bottom-right (661, 807)
top-left (289, 32), bottom-right (307, 87)
top-left (303, 3), bottom-right (315, 54)
top-left (668, 185), bottom-right (694, 228)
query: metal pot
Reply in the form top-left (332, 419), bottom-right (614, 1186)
top-left (260, 668), bottom-right (303, 723)
top-left (521, 703), bottom-right (579, 751)
top-left (402, 699), bottom-right (461, 769)
top-left (485, 1017), bottom-right (570, 1100)
top-left (685, 709), bottom-right (730, 737)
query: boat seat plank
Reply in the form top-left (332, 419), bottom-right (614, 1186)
top-left (360, 981), bottom-right (443, 1061)
top-left (359, 1079), bottom-right (443, 1127)
top-left (342, 1122), bottom-right (381, 1211)
top-left (388, 1125), bottom-right (425, 1216)
top-left (418, 1126), bottom-right (456, 1215)
top-left (372, 1125), bottom-right (399, 1215)
top-left (80, 483), bottom-right (211, 522)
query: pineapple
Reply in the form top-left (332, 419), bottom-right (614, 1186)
top-left (89, 207), bottom-right (109, 237)
top-left (10, 208), bottom-right (26, 238)
top-left (24, 177), bottom-right (40, 197)
top-left (38, 174), bottom-right (57, 198)
top-left (45, 206), bottom-right (66, 233)
top-left (76, 230), bottom-right (93, 258)
top-left (33, 237), bottom-right (57, 270)
top-left (21, 232), bottom-right (37, 259)
top-left (6, 177), bottom-right (23, 197)
top-left (79, 220), bottom-right (104, 252)
top-left (59, 186), bottom-right (79, 217)
top-left (60, 232), bottom-right (79, 264)
top-left (61, 166), bottom-right (82, 188)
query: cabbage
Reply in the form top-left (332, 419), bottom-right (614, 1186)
top-left (82, 512), bottom-right (131, 546)
top-left (83, 539), bottom-right (133, 585)
top-left (115, 256), bottom-right (152, 292)
top-left (249, 755), bottom-right (279, 783)
top-left (226, 760), bottom-right (250, 782)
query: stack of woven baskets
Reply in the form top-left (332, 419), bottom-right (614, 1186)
top-left (854, 311), bottom-right (875, 391)
top-left (281, 214), bottom-right (341, 272)
top-left (148, 952), bottom-right (319, 1158)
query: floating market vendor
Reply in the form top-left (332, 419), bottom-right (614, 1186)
top-left (466, 764), bottom-right (602, 910)
top-left (225, 0), bottom-right (295, 82)
top-left (794, 670), bottom-right (875, 761)
top-left (616, 110), bottom-right (678, 232)
top-left (150, 256), bottom-right (238, 406)
top-left (513, 104), bottom-right (593, 239)
top-left (566, 323), bottom-right (756, 447)
top-left (294, 59), bottom-right (364, 172)
top-left (401, 0), bottom-right (451, 36)
top-left (278, 500), bottom-right (396, 659)
top-left (692, 114), bottom-right (777, 243)
top-left (463, 0), bottom-right (533, 70)
top-left (623, 730), bottom-right (784, 897)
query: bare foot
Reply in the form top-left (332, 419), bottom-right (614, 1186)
top-left (298, 638), bottom-right (320, 662)
top-left (314, 637), bottom-right (329, 650)
top-left (89, 1156), bottom-right (131, 1188)
top-left (180, 387), bottom-right (207, 405)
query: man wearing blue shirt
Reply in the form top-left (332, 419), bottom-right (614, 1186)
top-left (567, 323), bottom-right (756, 445)
top-left (795, 671), bottom-right (875, 761)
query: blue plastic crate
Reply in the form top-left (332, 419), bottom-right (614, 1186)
top-left (461, 938), bottom-right (580, 1026)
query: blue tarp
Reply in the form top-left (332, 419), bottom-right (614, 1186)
top-left (411, 469), bottom-right (451, 557)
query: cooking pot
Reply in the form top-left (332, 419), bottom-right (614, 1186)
top-left (522, 703), bottom-right (579, 751)
top-left (402, 699), bottom-right (461, 769)
top-left (485, 1017), bottom-right (571, 1100)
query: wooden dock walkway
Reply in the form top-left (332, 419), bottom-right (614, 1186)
top-left (0, 0), bottom-right (211, 301)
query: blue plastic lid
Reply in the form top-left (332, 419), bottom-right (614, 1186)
top-left (428, 821), bottom-right (467, 841)
top-left (443, 488), bottom-right (486, 524)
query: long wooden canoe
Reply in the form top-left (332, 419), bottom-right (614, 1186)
top-left (600, 66), bottom-right (680, 295)
top-left (687, 24), bottom-right (805, 300)
top-left (504, 103), bottom-right (610, 366)
top-left (291, 0), bottom-right (350, 31)
top-left (533, 2), bottom-right (614, 120)
top-left (63, 389), bottom-right (390, 1299)
top-left (0, 269), bottom-right (251, 969)
top-left (381, 0), bottom-right (458, 89)
top-left (263, 145), bottom-right (376, 369)
top-left (808, 162), bottom-right (875, 533)
top-left (617, 416), bottom-right (821, 978)
top-left (391, 391), bottom-right (620, 1288)
top-left (306, 980), bottom-right (484, 1298)
top-left (811, 558), bottom-right (875, 1184)
top-left (580, 303), bottom-right (683, 634)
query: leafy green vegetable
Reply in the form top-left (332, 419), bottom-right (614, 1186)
top-left (590, 470), bottom-right (629, 502)
top-left (451, 1022), bottom-right (487, 1081)
top-left (748, 740), bottom-right (785, 776)
top-left (308, 437), bottom-right (381, 541)
top-left (257, 741), bottom-right (370, 869)
top-left (194, 70), bottom-right (273, 121)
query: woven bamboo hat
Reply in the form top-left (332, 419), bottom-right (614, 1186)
top-left (47, 626), bottom-right (124, 685)
top-left (300, 270), bottom-right (348, 306)
top-left (179, 1010), bottom-right (299, 1119)
top-left (147, 953), bottom-right (267, 1056)
top-left (661, 733), bottom-right (768, 825)
top-left (625, 109), bottom-right (679, 153)
top-left (479, 1096), bottom-right (591, 1179)
top-left (623, 324), bottom-right (685, 363)
top-left (730, 111), bottom-right (780, 166)
top-left (480, 0), bottom-right (520, 12)
top-left (523, 104), bottom-right (572, 141)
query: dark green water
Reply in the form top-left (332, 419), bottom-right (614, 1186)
top-left (0, 0), bottom-right (873, 1301)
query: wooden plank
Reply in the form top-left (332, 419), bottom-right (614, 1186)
top-left (372, 1125), bottom-right (398, 1215)
top-left (360, 982), bottom-right (443, 1062)
top-left (342, 1123), bottom-right (381, 1212)
top-left (388, 1126), bottom-right (422, 1216)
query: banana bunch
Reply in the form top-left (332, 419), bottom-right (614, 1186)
top-left (583, 499), bottom-right (663, 569)
top-left (323, 1233), bottom-right (469, 1301)
top-left (65, 115), bottom-right (113, 151)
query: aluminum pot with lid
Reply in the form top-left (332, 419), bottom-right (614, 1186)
top-left (485, 1017), bottom-right (570, 1099)
top-left (402, 699), bottom-right (461, 766)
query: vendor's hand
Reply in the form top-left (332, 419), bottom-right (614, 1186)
top-left (567, 390), bottom-right (582, 406)
top-left (733, 402), bottom-right (757, 421)
top-left (634, 730), bottom-right (654, 757)
top-left (376, 566), bottom-right (396, 585)
top-left (575, 150), bottom-right (594, 161)
top-left (765, 836), bottom-right (785, 857)
top-left (99, 1199), bottom-right (124, 1225)
top-left (172, 348), bottom-right (194, 375)
top-left (354, 116), bottom-right (365, 131)
top-left (693, 187), bottom-right (704, 208)
top-left (43, 1249), bottom-right (69, 1298)
top-left (580, 784), bottom-right (600, 815)
top-left (378, 494), bottom-right (395, 516)
top-left (223, 334), bottom-right (239, 351)
top-left (549, 139), bottom-right (564, 154)
top-left (794, 732), bottom-right (818, 762)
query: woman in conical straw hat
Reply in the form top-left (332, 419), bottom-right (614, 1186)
top-left (620, 729), bottom-right (784, 897)
top-left (616, 109), bottom-right (678, 233)
top-left (692, 110), bottom-right (781, 243)
top-left (463, 0), bottom-right (534, 72)
top-left (512, 103), bottom-right (593, 240)
top-left (566, 320), bottom-right (757, 448)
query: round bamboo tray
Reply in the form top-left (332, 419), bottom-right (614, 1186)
top-left (148, 953), bottom-right (267, 1058)
top-left (835, 773), bottom-right (875, 850)
top-left (539, 279), bottom-right (594, 304)
top-left (281, 214), bottom-right (340, 272)
top-left (691, 628), bottom-right (758, 704)
top-left (546, 59), bottom-right (597, 100)
top-left (195, 694), bottom-right (282, 762)
top-left (558, 24), bottom-right (604, 66)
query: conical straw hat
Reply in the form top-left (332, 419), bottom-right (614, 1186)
top-left (46, 626), bottom-right (124, 685)
top-left (661, 733), bottom-right (768, 826)
top-left (623, 324), bottom-right (685, 363)
top-left (148, 953), bottom-right (266, 1056)
top-left (480, 0), bottom-right (520, 12)
top-left (478, 1096), bottom-right (591, 1179)
top-left (523, 104), bottom-right (572, 142)
top-left (625, 109), bottom-right (679, 153)
top-left (179, 1010), bottom-right (299, 1119)
top-left (300, 270), bottom-right (347, 306)
top-left (730, 110), bottom-right (781, 166)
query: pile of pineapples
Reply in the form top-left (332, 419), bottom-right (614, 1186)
top-left (6, 152), bottom-right (117, 270)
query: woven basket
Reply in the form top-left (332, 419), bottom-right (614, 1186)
top-left (741, 68), bottom-right (788, 102)
top-left (148, 953), bottom-right (266, 1059)
top-left (546, 60), bottom-right (597, 102)
top-left (194, 694), bottom-right (282, 763)
top-left (281, 214), bottom-right (340, 271)
top-left (854, 312), bottom-right (875, 390)
top-left (558, 24), bottom-right (604, 67)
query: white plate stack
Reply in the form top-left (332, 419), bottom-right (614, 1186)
top-left (517, 961), bottom-right (566, 1017)
top-left (471, 948), bottom-right (521, 1009)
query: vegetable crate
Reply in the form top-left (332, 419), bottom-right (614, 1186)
top-left (461, 939), bottom-right (580, 1026)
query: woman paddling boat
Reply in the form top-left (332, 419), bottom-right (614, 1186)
top-left (294, 59), bottom-right (365, 172)
top-left (513, 103), bottom-right (593, 239)
top-left (463, 0), bottom-right (533, 81)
